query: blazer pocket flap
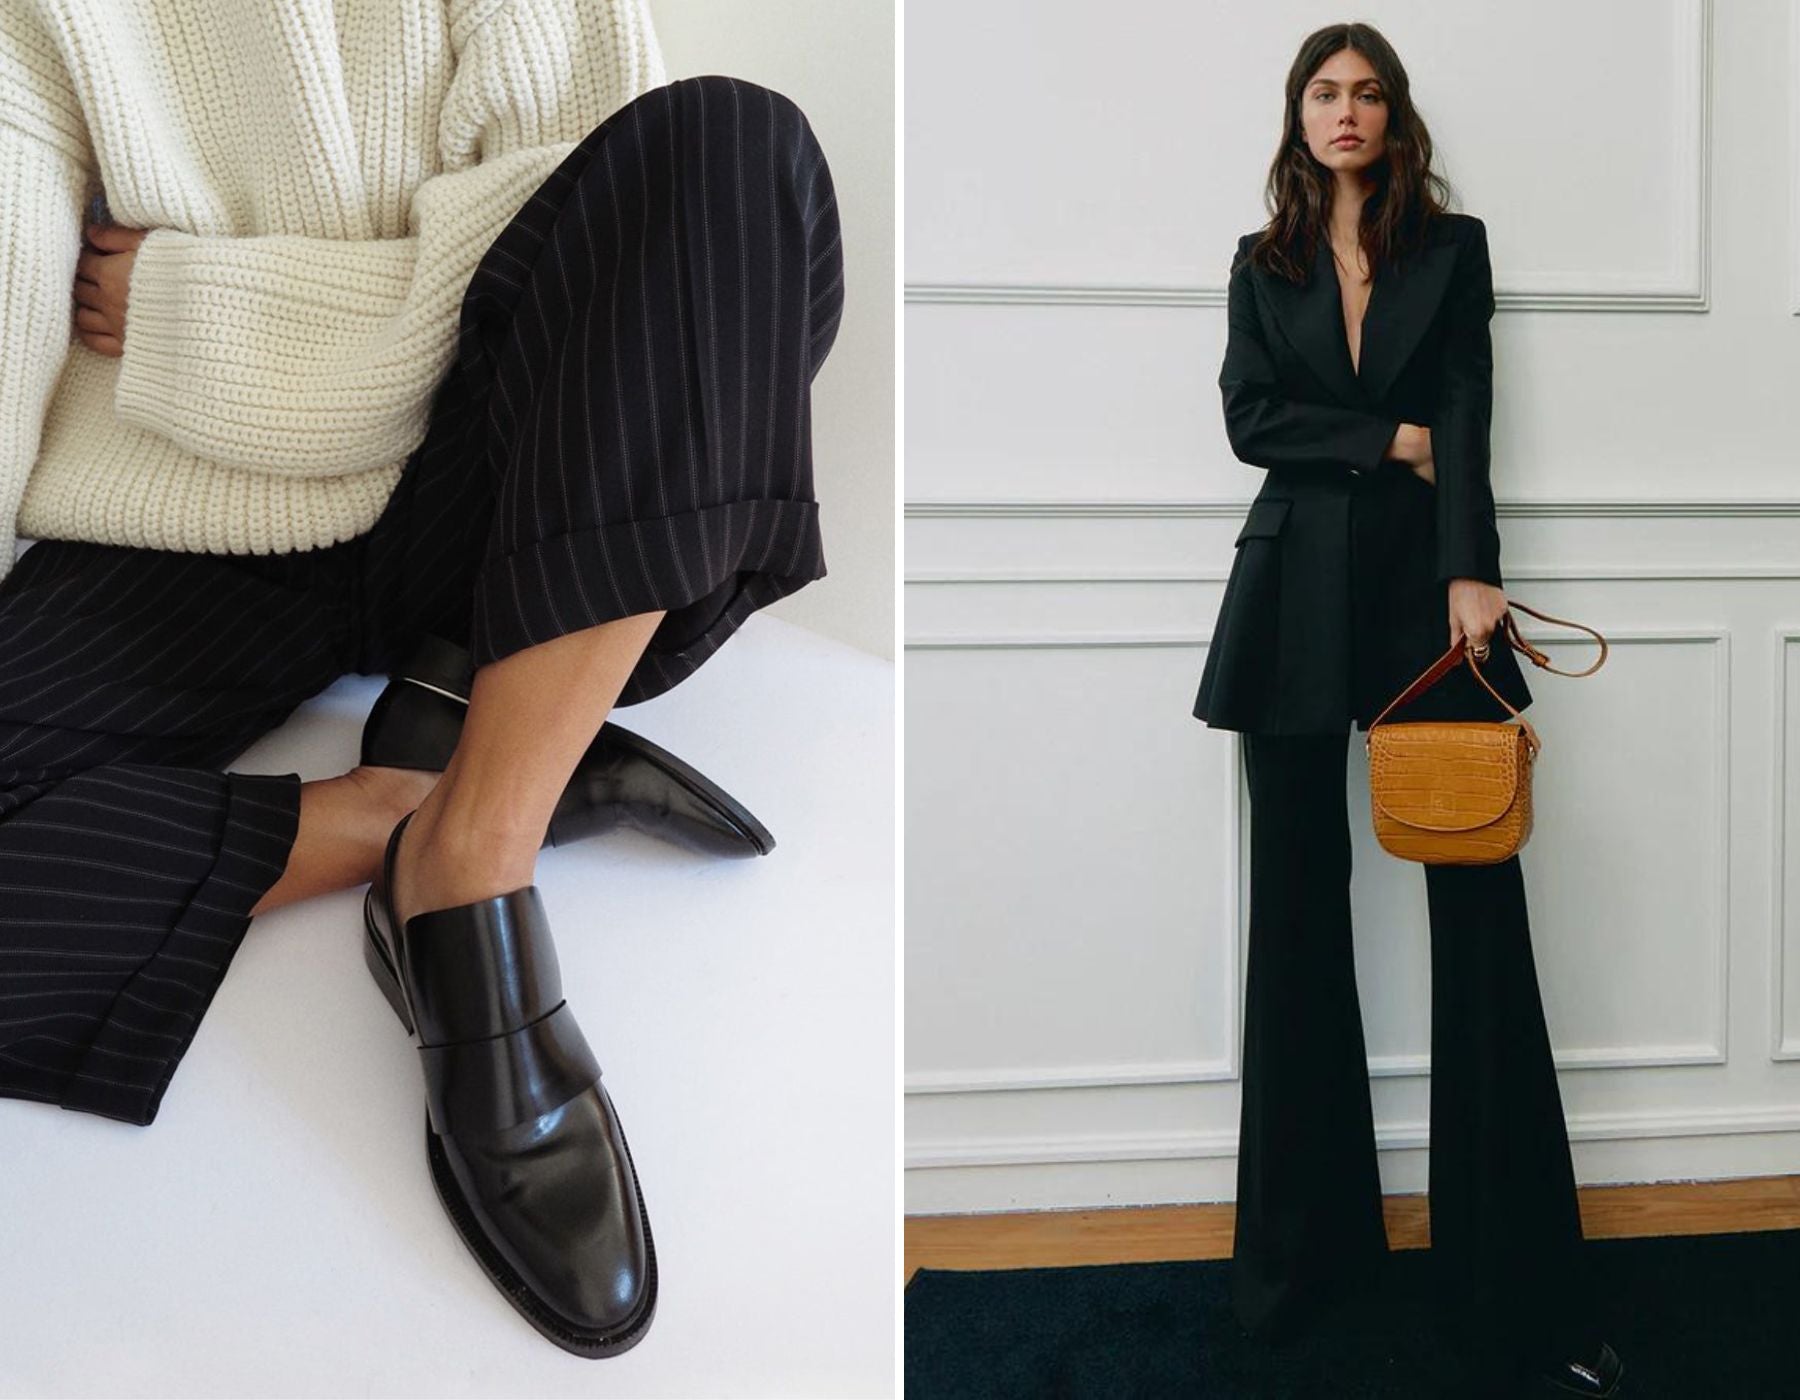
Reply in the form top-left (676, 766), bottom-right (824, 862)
top-left (1235, 498), bottom-right (1292, 545)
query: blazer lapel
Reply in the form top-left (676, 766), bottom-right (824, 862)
top-left (1256, 231), bottom-right (1460, 409)
top-left (1355, 234), bottom-right (1458, 404)
top-left (1258, 239), bottom-right (1361, 409)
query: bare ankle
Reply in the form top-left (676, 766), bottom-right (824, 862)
top-left (391, 800), bottom-right (540, 923)
top-left (405, 786), bottom-right (541, 870)
top-left (413, 768), bottom-right (548, 849)
top-left (347, 764), bottom-right (439, 827)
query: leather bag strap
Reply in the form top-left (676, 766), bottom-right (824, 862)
top-left (1495, 600), bottom-right (1609, 678)
top-left (1365, 599), bottom-right (1609, 755)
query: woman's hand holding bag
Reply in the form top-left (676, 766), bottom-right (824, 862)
top-left (1365, 602), bottom-right (1608, 865)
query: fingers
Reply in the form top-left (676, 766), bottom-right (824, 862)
top-left (84, 222), bottom-right (146, 251)
top-left (74, 250), bottom-right (117, 306)
top-left (1448, 610), bottom-right (1499, 653)
top-left (77, 331), bottom-right (123, 358)
top-left (1461, 615), bottom-right (1497, 651)
top-left (71, 279), bottom-right (120, 328)
top-left (73, 240), bottom-right (133, 323)
top-left (74, 306), bottom-right (114, 334)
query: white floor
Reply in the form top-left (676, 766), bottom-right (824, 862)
top-left (0, 613), bottom-right (896, 1399)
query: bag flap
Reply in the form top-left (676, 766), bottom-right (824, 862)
top-left (1368, 723), bottom-right (1524, 832)
top-left (1234, 497), bottom-right (1292, 545)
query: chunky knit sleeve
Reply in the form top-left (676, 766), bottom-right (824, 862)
top-left (0, 5), bottom-right (92, 576)
top-left (109, 0), bottom-right (667, 480)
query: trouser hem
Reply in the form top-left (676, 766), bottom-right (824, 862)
top-left (58, 771), bottom-right (302, 1126)
top-left (468, 497), bottom-right (825, 705)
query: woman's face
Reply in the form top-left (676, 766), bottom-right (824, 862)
top-left (1298, 47), bottom-right (1389, 175)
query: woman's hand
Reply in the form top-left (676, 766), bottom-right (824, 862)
top-left (73, 221), bottom-right (150, 357)
top-left (1384, 423), bottom-right (1435, 484)
top-left (1448, 578), bottom-right (1508, 656)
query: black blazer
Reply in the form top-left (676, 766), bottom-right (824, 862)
top-left (1191, 212), bottom-right (1532, 734)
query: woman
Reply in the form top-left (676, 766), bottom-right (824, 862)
top-left (0, 0), bottom-right (842, 1360)
top-left (1190, 23), bottom-right (1621, 1398)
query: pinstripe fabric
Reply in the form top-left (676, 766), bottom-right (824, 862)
top-left (356, 73), bottom-right (843, 699)
top-left (0, 75), bottom-right (842, 1125)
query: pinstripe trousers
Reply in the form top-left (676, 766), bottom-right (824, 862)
top-left (0, 74), bottom-right (844, 1127)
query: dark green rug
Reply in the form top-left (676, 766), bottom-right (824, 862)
top-left (904, 1228), bottom-right (1800, 1398)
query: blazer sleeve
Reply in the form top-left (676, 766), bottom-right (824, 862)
top-left (109, 0), bottom-right (666, 479)
top-left (1431, 217), bottom-right (1503, 586)
top-left (1217, 235), bottom-right (1401, 477)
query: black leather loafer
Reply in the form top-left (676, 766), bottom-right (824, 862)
top-left (1535, 1342), bottom-right (1623, 1396)
top-left (364, 809), bottom-right (656, 1357)
top-left (359, 631), bottom-right (774, 857)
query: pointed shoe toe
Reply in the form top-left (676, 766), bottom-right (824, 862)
top-left (546, 722), bottom-right (775, 857)
top-left (359, 632), bottom-right (774, 857)
top-left (362, 812), bottom-right (656, 1356)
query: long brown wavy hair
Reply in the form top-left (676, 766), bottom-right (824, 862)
top-left (1246, 22), bottom-right (1454, 283)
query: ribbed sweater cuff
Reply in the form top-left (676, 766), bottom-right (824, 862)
top-left (113, 228), bottom-right (425, 476)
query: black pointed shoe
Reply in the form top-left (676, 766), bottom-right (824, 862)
top-left (364, 809), bottom-right (656, 1357)
top-left (1535, 1342), bottom-right (1623, 1397)
top-left (359, 631), bottom-right (774, 857)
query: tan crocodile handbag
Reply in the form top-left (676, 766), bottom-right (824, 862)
top-left (1366, 602), bottom-right (1608, 865)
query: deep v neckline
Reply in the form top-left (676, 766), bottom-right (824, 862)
top-left (1328, 241), bottom-right (1377, 380)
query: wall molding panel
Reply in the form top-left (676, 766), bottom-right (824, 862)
top-left (906, 635), bottom-right (1243, 1096)
top-left (906, 498), bottom-right (1800, 522)
top-left (907, 1), bottom-right (1711, 311)
top-left (1770, 629), bottom-right (1800, 1059)
top-left (907, 1103), bottom-right (1800, 1173)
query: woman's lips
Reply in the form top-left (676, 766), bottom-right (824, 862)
top-left (1333, 137), bottom-right (1363, 147)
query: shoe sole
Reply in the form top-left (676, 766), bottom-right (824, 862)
top-left (362, 889), bottom-right (659, 1357)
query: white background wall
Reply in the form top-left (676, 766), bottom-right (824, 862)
top-left (905, 0), bottom-right (1800, 1213)
top-left (652, 0), bottom-right (894, 659)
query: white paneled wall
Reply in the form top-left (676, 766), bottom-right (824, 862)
top-left (904, 0), bottom-right (1800, 1213)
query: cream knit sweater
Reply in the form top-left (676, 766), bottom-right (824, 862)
top-left (0, 0), bottom-right (666, 584)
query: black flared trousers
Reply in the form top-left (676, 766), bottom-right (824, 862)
top-left (1232, 731), bottom-right (1596, 1365)
top-left (0, 75), bottom-right (843, 1127)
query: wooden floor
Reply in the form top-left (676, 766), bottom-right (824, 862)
top-left (904, 1175), bottom-right (1800, 1284)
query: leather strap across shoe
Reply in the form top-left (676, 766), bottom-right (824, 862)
top-left (365, 810), bottom-right (657, 1357)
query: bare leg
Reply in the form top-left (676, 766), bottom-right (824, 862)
top-left (389, 611), bottom-right (667, 930)
top-left (249, 767), bottom-right (437, 917)
top-left (248, 611), bottom-right (665, 922)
